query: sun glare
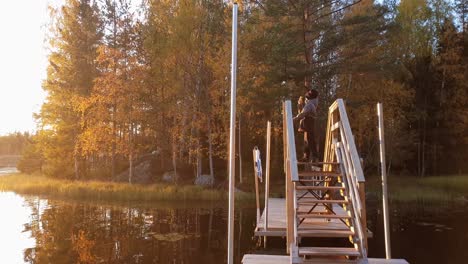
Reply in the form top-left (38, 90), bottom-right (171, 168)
top-left (0, 192), bottom-right (35, 263)
top-left (0, 1), bottom-right (62, 135)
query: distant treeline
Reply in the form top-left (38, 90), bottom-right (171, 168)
top-left (21, 0), bottom-right (467, 181)
top-left (0, 132), bottom-right (42, 171)
top-left (0, 133), bottom-right (30, 167)
top-left (0, 133), bottom-right (30, 156)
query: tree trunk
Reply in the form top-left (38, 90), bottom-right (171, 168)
top-left (421, 115), bottom-right (427, 177)
top-left (208, 117), bottom-right (214, 179)
top-left (208, 208), bottom-right (213, 246)
top-left (129, 122), bottom-right (134, 184)
top-left (74, 154), bottom-right (79, 180)
top-left (129, 153), bottom-right (133, 184)
top-left (111, 108), bottom-right (116, 180)
top-left (196, 144), bottom-right (202, 178)
top-left (172, 139), bottom-right (177, 184)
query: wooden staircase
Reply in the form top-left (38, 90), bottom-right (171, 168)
top-left (293, 162), bottom-right (364, 263)
top-left (283, 100), bottom-right (368, 264)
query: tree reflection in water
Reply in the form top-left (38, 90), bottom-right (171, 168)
top-left (21, 198), bottom-right (257, 264)
top-left (7, 193), bottom-right (468, 263)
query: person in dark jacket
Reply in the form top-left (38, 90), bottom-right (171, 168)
top-left (293, 89), bottom-right (319, 161)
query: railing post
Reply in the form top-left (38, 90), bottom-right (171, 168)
top-left (283, 102), bottom-right (287, 175)
top-left (359, 182), bottom-right (368, 250)
top-left (264, 121), bottom-right (271, 247)
top-left (286, 160), bottom-right (293, 253)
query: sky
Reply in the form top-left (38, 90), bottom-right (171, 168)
top-left (0, 0), bottom-right (62, 136)
top-left (0, 0), bottom-right (145, 136)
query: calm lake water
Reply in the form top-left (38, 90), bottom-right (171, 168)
top-left (0, 192), bottom-right (467, 264)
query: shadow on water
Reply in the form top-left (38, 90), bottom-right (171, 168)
top-left (2, 192), bottom-right (468, 263)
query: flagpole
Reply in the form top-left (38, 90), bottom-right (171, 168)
top-left (377, 102), bottom-right (391, 259)
top-left (227, 2), bottom-right (238, 264)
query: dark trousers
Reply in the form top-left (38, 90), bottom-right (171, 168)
top-left (303, 118), bottom-right (318, 160)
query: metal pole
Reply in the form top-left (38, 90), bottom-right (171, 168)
top-left (264, 121), bottom-right (271, 247)
top-left (227, 3), bottom-right (238, 264)
top-left (377, 102), bottom-right (391, 259)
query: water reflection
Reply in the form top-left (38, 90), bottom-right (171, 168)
top-left (367, 201), bottom-right (468, 263)
top-left (0, 192), bottom-right (35, 264)
top-left (6, 193), bottom-right (257, 264)
top-left (0, 167), bottom-right (19, 175)
top-left (2, 192), bottom-right (468, 264)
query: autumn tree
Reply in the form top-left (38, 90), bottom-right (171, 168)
top-left (39, 0), bottom-right (102, 178)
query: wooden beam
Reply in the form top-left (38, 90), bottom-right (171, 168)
top-left (359, 183), bottom-right (368, 251)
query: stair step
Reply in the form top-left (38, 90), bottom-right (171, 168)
top-left (297, 199), bottom-right (349, 205)
top-left (297, 162), bottom-right (340, 165)
top-left (299, 247), bottom-right (360, 257)
top-left (297, 229), bottom-right (354, 238)
top-left (299, 259), bottom-right (359, 264)
top-left (298, 171), bottom-right (342, 177)
top-left (296, 186), bottom-right (344, 191)
top-left (298, 179), bottom-right (333, 183)
top-left (297, 213), bottom-right (351, 219)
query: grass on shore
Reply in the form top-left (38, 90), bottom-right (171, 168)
top-left (366, 175), bottom-right (468, 203)
top-left (1, 173), bottom-right (467, 204)
top-left (0, 174), bottom-right (255, 203)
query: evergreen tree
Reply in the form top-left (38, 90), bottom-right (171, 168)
top-left (39, 0), bottom-right (102, 178)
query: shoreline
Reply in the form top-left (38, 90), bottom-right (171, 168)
top-left (0, 173), bottom-right (255, 203)
top-left (1, 173), bottom-right (467, 205)
top-left (366, 175), bottom-right (468, 204)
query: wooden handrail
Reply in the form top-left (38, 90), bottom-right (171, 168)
top-left (284, 101), bottom-right (299, 182)
top-left (335, 142), bottom-right (367, 260)
top-left (326, 99), bottom-right (365, 182)
top-left (324, 99), bottom-right (368, 254)
top-left (336, 100), bottom-right (365, 183)
top-left (283, 100), bottom-right (299, 251)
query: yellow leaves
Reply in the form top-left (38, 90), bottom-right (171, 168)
top-left (227, 0), bottom-right (244, 11)
top-left (72, 230), bottom-right (96, 264)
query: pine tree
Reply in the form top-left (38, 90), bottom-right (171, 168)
top-left (39, 0), bottom-right (102, 178)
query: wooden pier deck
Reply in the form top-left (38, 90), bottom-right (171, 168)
top-left (242, 255), bottom-right (409, 264)
top-left (255, 198), bottom-right (373, 238)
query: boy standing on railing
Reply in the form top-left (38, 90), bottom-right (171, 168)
top-left (293, 89), bottom-right (319, 162)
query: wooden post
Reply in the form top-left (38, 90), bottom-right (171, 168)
top-left (358, 182), bottom-right (368, 250)
top-left (283, 102), bottom-right (288, 175)
top-left (378, 102), bottom-right (391, 259)
top-left (290, 243), bottom-right (301, 264)
top-left (286, 161), bottom-right (294, 253)
top-left (264, 121), bottom-right (271, 247)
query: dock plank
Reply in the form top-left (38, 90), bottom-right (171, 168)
top-left (255, 198), bottom-right (374, 237)
top-left (242, 255), bottom-right (409, 264)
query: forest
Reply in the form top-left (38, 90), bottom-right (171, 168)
top-left (17, 0), bottom-right (467, 182)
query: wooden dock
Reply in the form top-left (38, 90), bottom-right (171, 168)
top-left (242, 255), bottom-right (409, 264)
top-left (242, 100), bottom-right (409, 264)
top-left (255, 198), bottom-right (373, 238)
